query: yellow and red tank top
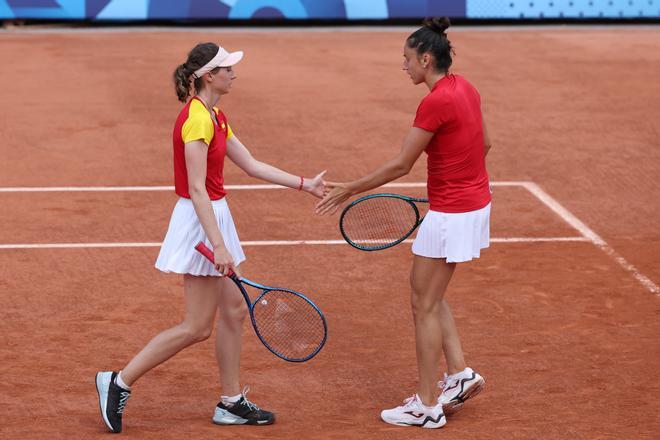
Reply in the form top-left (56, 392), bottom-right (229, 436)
top-left (172, 96), bottom-right (234, 200)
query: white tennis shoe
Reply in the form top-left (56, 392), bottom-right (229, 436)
top-left (380, 394), bottom-right (446, 429)
top-left (438, 367), bottom-right (485, 414)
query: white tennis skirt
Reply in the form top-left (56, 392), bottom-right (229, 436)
top-left (411, 202), bottom-right (491, 263)
top-left (155, 197), bottom-right (246, 276)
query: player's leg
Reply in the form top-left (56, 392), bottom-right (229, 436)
top-left (214, 276), bottom-right (247, 396)
top-left (380, 255), bottom-right (452, 429)
top-left (436, 293), bottom-right (485, 415)
top-left (96, 274), bottom-right (220, 432)
top-left (410, 255), bottom-right (456, 406)
top-left (121, 274), bottom-right (220, 383)
top-left (438, 299), bottom-right (466, 374)
top-left (211, 276), bottom-right (274, 425)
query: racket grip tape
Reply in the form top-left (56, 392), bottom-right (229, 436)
top-left (194, 242), bottom-right (214, 261)
top-left (194, 242), bottom-right (236, 278)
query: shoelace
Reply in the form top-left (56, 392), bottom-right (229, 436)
top-left (401, 395), bottom-right (419, 408)
top-left (438, 373), bottom-right (456, 392)
top-left (117, 391), bottom-right (130, 414)
top-left (240, 386), bottom-right (260, 412)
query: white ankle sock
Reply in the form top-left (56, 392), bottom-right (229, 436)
top-left (115, 371), bottom-right (131, 390)
top-left (221, 393), bottom-right (242, 406)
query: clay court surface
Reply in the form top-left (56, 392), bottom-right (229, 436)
top-left (1, 25), bottom-right (659, 439)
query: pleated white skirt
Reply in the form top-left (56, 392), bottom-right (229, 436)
top-left (411, 202), bottom-right (491, 263)
top-left (155, 197), bottom-right (246, 276)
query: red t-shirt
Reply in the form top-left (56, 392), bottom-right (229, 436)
top-left (172, 97), bottom-right (234, 200)
top-left (413, 74), bottom-right (491, 213)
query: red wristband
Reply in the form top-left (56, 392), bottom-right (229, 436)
top-left (297, 176), bottom-right (304, 191)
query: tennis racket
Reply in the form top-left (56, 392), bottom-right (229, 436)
top-left (339, 193), bottom-right (428, 251)
top-left (195, 242), bottom-right (327, 362)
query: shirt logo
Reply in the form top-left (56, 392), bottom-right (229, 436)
top-left (220, 121), bottom-right (227, 132)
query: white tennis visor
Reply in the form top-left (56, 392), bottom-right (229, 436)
top-left (193, 46), bottom-right (244, 79)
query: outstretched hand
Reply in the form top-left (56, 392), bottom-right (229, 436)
top-left (304, 170), bottom-right (327, 199)
top-left (315, 181), bottom-right (354, 215)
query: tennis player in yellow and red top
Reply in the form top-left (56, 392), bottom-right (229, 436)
top-left (95, 42), bottom-right (326, 433)
top-left (317, 17), bottom-right (490, 429)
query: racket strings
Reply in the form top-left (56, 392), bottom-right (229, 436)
top-left (252, 290), bottom-right (325, 361)
top-left (342, 197), bottom-right (418, 248)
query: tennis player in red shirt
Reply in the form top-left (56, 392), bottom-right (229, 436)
top-left (95, 42), bottom-right (326, 433)
top-left (318, 17), bottom-right (491, 429)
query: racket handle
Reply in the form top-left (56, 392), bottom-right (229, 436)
top-left (194, 241), bottom-right (214, 261)
top-left (194, 241), bottom-right (236, 278)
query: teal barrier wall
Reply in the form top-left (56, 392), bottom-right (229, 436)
top-left (0, 1), bottom-right (656, 20)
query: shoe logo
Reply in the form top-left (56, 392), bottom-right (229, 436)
top-left (444, 382), bottom-right (459, 391)
top-left (404, 411), bottom-right (425, 419)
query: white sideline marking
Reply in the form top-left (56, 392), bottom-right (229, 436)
top-left (0, 181), bottom-right (520, 192)
top-left (0, 180), bottom-right (655, 296)
top-left (0, 243), bottom-right (163, 249)
top-left (521, 182), bottom-right (659, 296)
top-left (0, 237), bottom-right (587, 250)
top-left (0, 186), bottom-right (175, 192)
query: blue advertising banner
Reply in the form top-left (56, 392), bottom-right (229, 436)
top-left (0, 0), bottom-right (657, 20)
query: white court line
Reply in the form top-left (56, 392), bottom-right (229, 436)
top-left (0, 181), bottom-right (522, 192)
top-left (0, 237), bottom-right (588, 250)
top-left (0, 180), bottom-right (656, 295)
top-left (0, 186), bottom-right (175, 193)
top-left (521, 182), bottom-right (660, 296)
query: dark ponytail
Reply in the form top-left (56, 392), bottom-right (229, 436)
top-left (173, 63), bottom-right (195, 102)
top-left (172, 42), bottom-right (220, 103)
top-left (406, 17), bottom-right (454, 73)
top-left (423, 16), bottom-right (450, 34)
